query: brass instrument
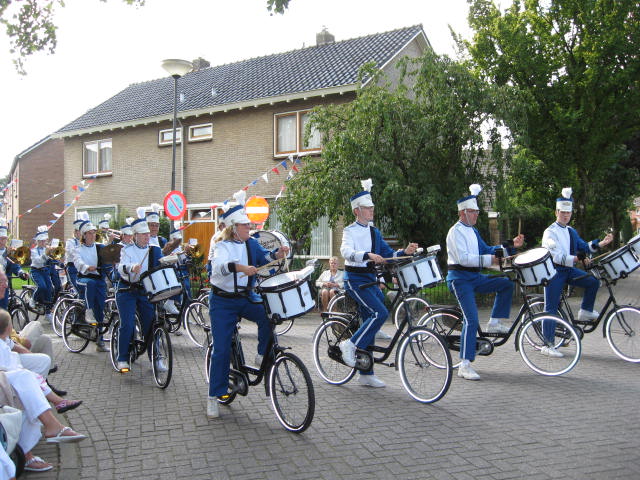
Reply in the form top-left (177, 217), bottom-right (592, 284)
top-left (47, 245), bottom-right (65, 261)
top-left (185, 244), bottom-right (203, 259)
top-left (10, 246), bottom-right (31, 266)
top-left (96, 229), bottom-right (120, 244)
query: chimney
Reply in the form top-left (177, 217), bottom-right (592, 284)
top-left (192, 57), bottom-right (210, 71)
top-left (316, 27), bottom-right (335, 47)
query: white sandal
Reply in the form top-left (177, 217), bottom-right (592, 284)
top-left (25, 456), bottom-right (53, 472)
top-left (45, 426), bottom-right (86, 443)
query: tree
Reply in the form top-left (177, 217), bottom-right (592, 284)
top-left (1, 0), bottom-right (144, 75)
top-left (276, 53), bottom-right (518, 249)
top-left (465, 0), bottom-right (640, 241)
top-left (266, 0), bottom-right (291, 14)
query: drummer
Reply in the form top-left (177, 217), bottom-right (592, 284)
top-left (339, 179), bottom-right (418, 388)
top-left (146, 203), bottom-right (179, 256)
top-left (541, 187), bottom-right (613, 352)
top-left (115, 208), bottom-right (165, 373)
top-left (74, 217), bottom-right (109, 351)
top-left (207, 191), bottom-right (289, 419)
top-left (446, 184), bottom-right (524, 381)
top-left (65, 217), bottom-right (85, 293)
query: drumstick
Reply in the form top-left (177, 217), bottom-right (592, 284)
top-left (380, 255), bottom-right (415, 261)
top-left (238, 257), bottom-right (284, 278)
top-left (590, 250), bottom-right (611, 262)
top-left (131, 247), bottom-right (151, 282)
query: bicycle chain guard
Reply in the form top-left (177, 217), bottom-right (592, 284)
top-left (229, 369), bottom-right (249, 396)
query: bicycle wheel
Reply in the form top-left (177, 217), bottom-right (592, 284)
top-left (394, 296), bottom-right (431, 330)
top-left (269, 352), bottom-right (315, 433)
top-left (10, 304), bottom-right (29, 332)
top-left (20, 288), bottom-right (42, 321)
top-left (151, 326), bottom-right (173, 388)
top-left (184, 301), bottom-right (209, 348)
top-left (418, 309), bottom-right (463, 368)
top-left (62, 305), bottom-right (91, 353)
top-left (328, 292), bottom-right (359, 315)
top-left (518, 313), bottom-right (581, 376)
top-left (605, 306), bottom-right (640, 363)
top-left (109, 315), bottom-right (121, 372)
top-left (274, 317), bottom-right (294, 336)
top-left (397, 327), bottom-right (452, 403)
top-left (312, 319), bottom-right (356, 385)
top-left (52, 296), bottom-right (74, 337)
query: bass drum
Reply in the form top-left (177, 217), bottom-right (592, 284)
top-left (251, 230), bottom-right (293, 277)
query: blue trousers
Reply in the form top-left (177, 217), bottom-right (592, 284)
top-left (116, 288), bottom-right (155, 362)
top-left (447, 273), bottom-right (513, 361)
top-left (66, 264), bottom-right (80, 294)
top-left (77, 276), bottom-right (107, 324)
top-left (208, 291), bottom-right (272, 397)
top-left (543, 266), bottom-right (600, 342)
top-left (31, 268), bottom-right (54, 311)
top-left (0, 288), bottom-right (10, 310)
top-left (49, 264), bottom-right (62, 298)
top-left (344, 276), bottom-right (389, 375)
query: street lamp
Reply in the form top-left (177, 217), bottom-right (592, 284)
top-left (161, 58), bottom-right (193, 191)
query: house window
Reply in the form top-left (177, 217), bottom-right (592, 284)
top-left (77, 205), bottom-right (117, 227)
top-left (188, 123), bottom-right (213, 142)
top-left (267, 208), bottom-right (331, 258)
top-left (83, 139), bottom-right (112, 176)
top-left (159, 128), bottom-right (182, 146)
top-left (274, 110), bottom-right (321, 156)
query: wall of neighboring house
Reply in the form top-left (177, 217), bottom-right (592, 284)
top-left (8, 138), bottom-right (64, 243)
top-left (62, 94), bottom-right (353, 238)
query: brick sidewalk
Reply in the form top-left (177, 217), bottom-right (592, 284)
top-left (22, 269), bottom-right (640, 479)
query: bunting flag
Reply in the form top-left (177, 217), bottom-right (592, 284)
top-left (45, 179), bottom-right (95, 230)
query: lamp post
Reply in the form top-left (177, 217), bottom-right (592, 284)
top-left (161, 59), bottom-right (193, 191)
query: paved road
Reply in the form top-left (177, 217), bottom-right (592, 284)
top-left (23, 270), bottom-right (640, 480)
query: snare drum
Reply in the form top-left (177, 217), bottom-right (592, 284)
top-left (251, 230), bottom-right (293, 277)
top-left (597, 245), bottom-right (640, 281)
top-left (140, 265), bottom-right (183, 303)
top-left (627, 234), bottom-right (640, 259)
top-left (257, 269), bottom-right (314, 320)
top-left (513, 248), bottom-right (557, 286)
top-left (396, 256), bottom-right (442, 292)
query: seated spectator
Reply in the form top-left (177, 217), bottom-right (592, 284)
top-left (315, 257), bottom-right (344, 311)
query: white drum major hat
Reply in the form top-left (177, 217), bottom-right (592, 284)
top-left (350, 179), bottom-right (374, 210)
top-left (221, 190), bottom-right (250, 226)
top-left (170, 221), bottom-right (183, 240)
top-left (146, 203), bottom-right (161, 224)
top-left (457, 184), bottom-right (482, 211)
top-left (132, 207), bottom-right (151, 234)
top-left (556, 187), bottom-right (573, 212)
top-left (120, 217), bottom-right (134, 236)
top-left (98, 213), bottom-right (111, 229)
top-left (35, 225), bottom-right (49, 241)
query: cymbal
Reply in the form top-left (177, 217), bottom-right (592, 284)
top-left (100, 244), bottom-right (123, 264)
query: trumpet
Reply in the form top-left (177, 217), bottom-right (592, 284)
top-left (97, 229), bottom-right (120, 243)
top-left (9, 246), bottom-right (31, 266)
top-left (46, 245), bottom-right (65, 261)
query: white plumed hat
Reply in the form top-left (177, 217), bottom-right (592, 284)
top-left (350, 178), bottom-right (375, 210)
top-left (457, 184), bottom-right (482, 211)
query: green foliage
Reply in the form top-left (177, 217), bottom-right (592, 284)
top-left (465, 0), bottom-right (640, 241)
top-left (276, 51), bottom-right (519, 248)
top-left (266, 0), bottom-right (290, 14)
top-left (1, 0), bottom-right (144, 75)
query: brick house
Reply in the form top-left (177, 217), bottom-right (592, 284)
top-left (54, 25), bottom-right (430, 256)
top-left (5, 136), bottom-right (65, 242)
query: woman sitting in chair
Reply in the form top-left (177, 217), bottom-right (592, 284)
top-left (315, 256), bottom-right (344, 311)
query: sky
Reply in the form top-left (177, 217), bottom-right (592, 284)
top-left (0, 0), bottom-right (478, 176)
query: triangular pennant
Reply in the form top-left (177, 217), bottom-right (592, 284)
top-left (271, 167), bottom-right (280, 175)
top-left (292, 165), bottom-right (299, 172)
top-left (280, 160), bottom-right (288, 170)
top-left (72, 185), bottom-right (78, 191)
top-left (250, 180), bottom-right (258, 186)
top-left (261, 173), bottom-right (269, 183)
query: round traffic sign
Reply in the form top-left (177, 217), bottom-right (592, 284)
top-left (245, 196), bottom-right (270, 223)
top-left (163, 190), bottom-right (187, 220)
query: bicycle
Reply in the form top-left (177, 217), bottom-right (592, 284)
top-left (6, 275), bottom-right (29, 331)
top-left (109, 304), bottom-right (173, 389)
top-left (527, 254), bottom-right (640, 363)
top-left (60, 296), bottom-right (118, 353)
top-left (419, 250), bottom-right (583, 376)
top-left (312, 257), bottom-right (452, 404)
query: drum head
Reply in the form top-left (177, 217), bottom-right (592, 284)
top-left (251, 230), bottom-right (292, 277)
top-left (99, 244), bottom-right (123, 264)
top-left (513, 247), bottom-right (549, 267)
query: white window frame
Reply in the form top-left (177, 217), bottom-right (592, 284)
top-left (158, 128), bottom-right (182, 146)
top-left (267, 207), bottom-right (332, 259)
top-left (273, 109), bottom-right (322, 157)
top-left (75, 204), bottom-right (118, 227)
top-left (188, 123), bottom-right (213, 142)
top-left (83, 139), bottom-right (112, 177)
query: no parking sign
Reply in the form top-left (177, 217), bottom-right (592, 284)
top-left (163, 190), bottom-right (187, 220)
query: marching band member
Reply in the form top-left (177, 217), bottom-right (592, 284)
top-left (118, 218), bottom-right (134, 247)
top-left (115, 208), bottom-right (165, 373)
top-left (98, 213), bottom-right (117, 245)
top-left (64, 217), bottom-right (85, 294)
top-left (74, 216), bottom-right (108, 352)
top-left (207, 191), bottom-right (289, 419)
top-left (207, 220), bottom-right (226, 281)
top-left (0, 223), bottom-right (28, 310)
top-left (541, 187), bottom-right (613, 353)
top-left (30, 226), bottom-right (55, 323)
top-left (446, 184), bottom-right (524, 380)
top-left (339, 179), bottom-right (418, 388)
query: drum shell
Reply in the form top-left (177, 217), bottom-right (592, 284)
top-left (628, 234), bottom-right (640, 259)
top-left (513, 248), bottom-right (556, 286)
top-left (251, 230), bottom-right (293, 277)
top-left (140, 265), bottom-right (183, 303)
top-left (258, 272), bottom-right (314, 320)
top-left (598, 246), bottom-right (640, 281)
top-left (397, 256), bottom-right (442, 292)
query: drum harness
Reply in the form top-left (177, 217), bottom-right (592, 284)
top-left (118, 246), bottom-right (157, 293)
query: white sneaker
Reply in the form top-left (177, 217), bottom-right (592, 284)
top-left (486, 322), bottom-right (510, 334)
top-left (207, 397), bottom-right (220, 419)
top-left (458, 363), bottom-right (481, 380)
top-left (578, 309), bottom-right (599, 321)
top-left (84, 309), bottom-right (96, 325)
top-left (155, 358), bottom-right (169, 372)
top-left (163, 301), bottom-right (180, 315)
top-left (339, 340), bottom-right (356, 367)
top-left (44, 313), bottom-right (53, 323)
top-left (357, 373), bottom-right (385, 388)
top-left (375, 330), bottom-right (392, 340)
top-left (540, 346), bottom-right (564, 358)
top-left (254, 354), bottom-right (263, 367)
top-left (116, 361), bottom-right (130, 372)
top-left (29, 297), bottom-right (36, 309)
